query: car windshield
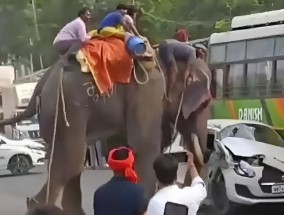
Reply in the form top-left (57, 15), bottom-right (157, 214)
top-left (16, 114), bottom-right (38, 126)
top-left (220, 123), bottom-right (284, 147)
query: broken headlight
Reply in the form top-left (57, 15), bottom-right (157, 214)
top-left (234, 160), bottom-right (256, 178)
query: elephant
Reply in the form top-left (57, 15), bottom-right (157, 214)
top-left (0, 40), bottom-right (212, 215)
top-left (158, 47), bottom-right (212, 173)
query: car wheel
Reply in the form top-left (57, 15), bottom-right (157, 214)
top-left (8, 154), bottom-right (32, 175)
top-left (209, 171), bottom-right (236, 214)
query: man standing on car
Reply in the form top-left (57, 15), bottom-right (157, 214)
top-left (147, 151), bottom-right (207, 215)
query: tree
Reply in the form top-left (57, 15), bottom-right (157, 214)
top-left (0, 0), bottom-right (284, 69)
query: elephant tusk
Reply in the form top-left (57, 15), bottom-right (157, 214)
top-left (192, 133), bottom-right (204, 166)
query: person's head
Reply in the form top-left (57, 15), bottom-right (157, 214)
top-left (174, 28), bottom-right (191, 42)
top-left (195, 44), bottom-right (208, 60)
top-left (78, 8), bottom-right (91, 23)
top-left (26, 205), bottom-right (64, 215)
top-left (116, 4), bottom-right (128, 14)
top-left (108, 147), bottom-right (138, 183)
top-left (153, 154), bottom-right (178, 186)
top-left (127, 5), bottom-right (138, 19)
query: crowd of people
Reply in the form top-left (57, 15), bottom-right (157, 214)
top-left (26, 146), bottom-right (206, 215)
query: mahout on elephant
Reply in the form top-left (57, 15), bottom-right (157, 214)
top-left (0, 35), bottom-right (212, 215)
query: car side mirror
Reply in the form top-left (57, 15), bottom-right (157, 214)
top-left (0, 139), bottom-right (6, 145)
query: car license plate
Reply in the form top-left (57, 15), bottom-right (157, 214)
top-left (272, 184), bottom-right (284, 194)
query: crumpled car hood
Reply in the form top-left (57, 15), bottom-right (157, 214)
top-left (222, 137), bottom-right (284, 159)
top-left (221, 137), bottom-right (284, 171)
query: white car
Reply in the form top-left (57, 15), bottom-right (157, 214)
top-left (0, 133), bottom-right (46, 175)
top-left (165, 119), bottom-right (284, 214)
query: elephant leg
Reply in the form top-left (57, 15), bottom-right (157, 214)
top-left (27, 177), bottom-right (63, 210)
top-left (58, 110), bottom-right (88, 214)
top-left (182, 133), bottom-right (204, 187)
top-left (126, 95), bottom-right (162, 198)
top-left (127, 128), bottom-right (161, 198)
top-left (62, 173), bottom-right (85, 215)
top-left (193, 107), bottom-right (212, 164)
top-left (27, 137), bottom-right (71, 210)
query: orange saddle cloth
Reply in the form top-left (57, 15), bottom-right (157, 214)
top-left (81, 37), bottom-right (133, 95)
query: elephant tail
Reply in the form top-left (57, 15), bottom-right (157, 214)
top-left (0, 63), bottom-right (57, 126)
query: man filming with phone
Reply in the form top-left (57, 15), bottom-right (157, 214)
top-left (147, 151), bottom-right (206, 215)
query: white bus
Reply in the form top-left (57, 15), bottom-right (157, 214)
top-left (205, 9), bottom-right (284, 137)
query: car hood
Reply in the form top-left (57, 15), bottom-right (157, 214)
top-left (222, 137), bottom-right (284, 171)
top-left (222, 137), bottom-right (284, 158)
top-left (7, 139), bottom-right (44, 148)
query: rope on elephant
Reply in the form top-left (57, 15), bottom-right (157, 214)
top-left (135, 61), bottom-right (149, 85)
top-left (46, 67), bottom-right (68, 203)
top-left (154, 57), bottom-right (168, 100)
top-left (169, 92), bottom-right (184, 153)
top-left (60, 69), bottom-right (70, 127)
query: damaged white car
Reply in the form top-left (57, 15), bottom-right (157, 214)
top-left (207, 119), bottom-right (284, 214)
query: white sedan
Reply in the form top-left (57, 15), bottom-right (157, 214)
top-left (0, 133), bottom-right (45, 175)
top-left (165, 119), bottom-right (284, 214)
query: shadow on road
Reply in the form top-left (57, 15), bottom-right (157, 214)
top-left (0, 172), bottom-right (43, 178)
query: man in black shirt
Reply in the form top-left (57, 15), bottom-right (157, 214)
top-left (93, 147), bottom-right (148, 215)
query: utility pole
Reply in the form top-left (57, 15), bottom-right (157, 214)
top-left (31, 0), bottom-right (43, 69)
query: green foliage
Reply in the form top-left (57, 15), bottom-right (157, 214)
top-left (0, 0), bottom-right (283, 70)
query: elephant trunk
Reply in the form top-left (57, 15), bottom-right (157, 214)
top-left (0, 64), bottom-right (56, 126)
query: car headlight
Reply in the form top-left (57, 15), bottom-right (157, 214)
top-left (234, 160), bottom-right (256, 178)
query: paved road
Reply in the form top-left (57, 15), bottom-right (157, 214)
top-left (0, 166), bottom-right (284, 215)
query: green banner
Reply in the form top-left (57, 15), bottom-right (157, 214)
top-left (211, 98), bottom-right (284, 137)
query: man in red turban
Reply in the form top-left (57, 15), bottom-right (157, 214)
top-left (108, 146), bottom-right (138, 183)
top-left (93, 147), bottom-right (148, 215)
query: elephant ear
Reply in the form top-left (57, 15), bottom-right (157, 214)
top-left (182, 80), bottom-right (211, 119)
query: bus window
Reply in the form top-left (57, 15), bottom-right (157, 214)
top-left (274, 36), bottom-right (284, 56)
top-left (213, 68), bottom-right (224, 99)
top-left (225, 64), bottom-right (246, 98)
top-left (247, 61), bottom-right (272, 97)
top-left (246, 38), bottom-right (274, 59)
top-left (210, 45), bottom-right (226, 63)
top-left (275, 60), bottom-right (284, 94)
top-left (226, 41), bottom-right (246, 62)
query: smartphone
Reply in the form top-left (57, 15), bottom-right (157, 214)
top-left (170, 151), bottom-right (188, 163)
top-left (163, 202), bottom-right (188, 215)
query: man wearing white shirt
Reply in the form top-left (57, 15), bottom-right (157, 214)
top-left (147, 151), bottom-right (207, 215)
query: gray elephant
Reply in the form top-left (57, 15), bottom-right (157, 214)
top-left (0, 41), bottom-right (212, 215)
top-left (1, 42), bottom-right (163, 215)
top-left (159, 45), bottom-right (212, 172)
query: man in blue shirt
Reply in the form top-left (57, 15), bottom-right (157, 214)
top-left (99, 4), bottom-right (131, 33)
top-left (93, 147), bottom-right (148, 215)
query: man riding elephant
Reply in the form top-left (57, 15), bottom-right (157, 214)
top-left (158, 29), bottom-right (197, 103)
top-left (96, 4), bottom-right (152, 58)
top-left (53, 8), bottom-right (92, 65)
